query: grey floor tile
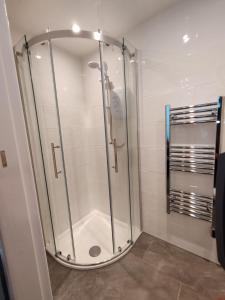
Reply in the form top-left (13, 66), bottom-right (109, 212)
top-left (178, 285), bottom-right (207, 300)
top-left (119, 251), bottom-right (180, 299)
top-left (142, 236), bottom-right (225, 299)
top-left (48, 233), bottom-right (225, 300)
top-left (47, 255), bottom-right (71, 294)
top-left (130, 232), bottom-right (154, 258)
top-left (192, 265), bottom-right (225, 299)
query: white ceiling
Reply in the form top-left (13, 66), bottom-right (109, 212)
top-left (6, 0), bottom-right (180, 56)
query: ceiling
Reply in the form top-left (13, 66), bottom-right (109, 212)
top-left (6, 0), bottom-right (180, 56)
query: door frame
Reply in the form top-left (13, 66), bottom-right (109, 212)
top-left (0, 1), bottom-right (53, 299)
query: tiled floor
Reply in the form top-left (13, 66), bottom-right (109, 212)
top-left (47, 233), bottom-right (225, 300)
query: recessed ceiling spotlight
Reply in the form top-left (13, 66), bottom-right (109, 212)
top-left (35, 55), bottom-right (42, 59)
top-left (72, 23), bottom-right (81, 33)
top-left (182, 34), bottom-right (190, 44)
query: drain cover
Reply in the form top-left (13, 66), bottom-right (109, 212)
top-left (89, 245), bottom-right (101, 257)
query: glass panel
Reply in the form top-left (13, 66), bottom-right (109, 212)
top-left (123, 40), bottom-right (141, 241)
top-left (26, 41), bottom-right (75, 260)
top-left (101, 42), bottom-right (132, 252)
top-left (15, 38), bottom-right (56, 256)
top-left (51, 38), bottom-right (113, 264)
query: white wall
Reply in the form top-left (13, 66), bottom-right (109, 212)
top-left (82, 48), bottom-right (131, 223)
top-left (0, 0), bottom-right (52, 298)
top-left (81, 51), bottom-right (110, 217)
top-left (127, 0), bottom-right (225, 262)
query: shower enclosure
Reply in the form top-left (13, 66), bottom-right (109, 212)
top-left (15, 30), bottom-right (141, 269)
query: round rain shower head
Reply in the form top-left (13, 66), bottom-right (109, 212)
top-left (88, 61), bottom-right (100, 69)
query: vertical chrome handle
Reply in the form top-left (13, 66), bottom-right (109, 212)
top-left (51, 143), bottom-right (62, 178)
top-left (112, 138), bottom-right (118, 173)
top-left (0, 150), bottom-right (7, 168)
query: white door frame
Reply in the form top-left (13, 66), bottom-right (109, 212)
top-left (0, 0), bottom-right (53, 299)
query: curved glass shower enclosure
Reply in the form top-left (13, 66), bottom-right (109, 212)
top-left (15, 30), bottom-right (141, 269)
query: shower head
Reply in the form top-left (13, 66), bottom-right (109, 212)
top-left (88, 61), bottom-right (108, 74)
top-left (88, 61), bottom-right (100, 70)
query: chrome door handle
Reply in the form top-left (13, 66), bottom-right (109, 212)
top-left (0, 150), bottom-right (7, 168)
top-left (112, 138), bottom-right (118, 173)
top-left (51, 143), bottom-right (62, 178)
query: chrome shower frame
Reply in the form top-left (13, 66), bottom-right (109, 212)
top-left (26, 29), bottom-right (123, 52)
top-left (15, 29), bottom-right (141, 270)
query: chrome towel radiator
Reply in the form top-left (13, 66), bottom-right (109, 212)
top-left (165, 97), bottom-right (223, 232)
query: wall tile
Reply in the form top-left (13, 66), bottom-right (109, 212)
top-left (127, 0), bottom-right (224, 261)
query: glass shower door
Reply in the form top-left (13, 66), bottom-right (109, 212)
top-left (15, 32), bottom-right (140, 268)
top-left (24, 41), bottom-right (75, 261)
top-left (101, 42), bottom-right (132, 253)
top-left (50, 37), bottom-right (114, 264)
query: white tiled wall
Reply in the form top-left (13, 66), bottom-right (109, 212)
top-left (126, 0), bottom-right (225, 262)
top-left (81, 51), bottom-right (110, 218)
top-left (81, 47), bottom-right (140, 246)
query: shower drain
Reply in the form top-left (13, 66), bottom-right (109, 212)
top-left (89, 245), bottom-right (101, 257)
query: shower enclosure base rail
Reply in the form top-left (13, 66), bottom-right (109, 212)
top-left (47, 240), bottom-right (136, 270)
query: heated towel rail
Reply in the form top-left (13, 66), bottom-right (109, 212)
top-left (165, 97), bottom-right (223, 228)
